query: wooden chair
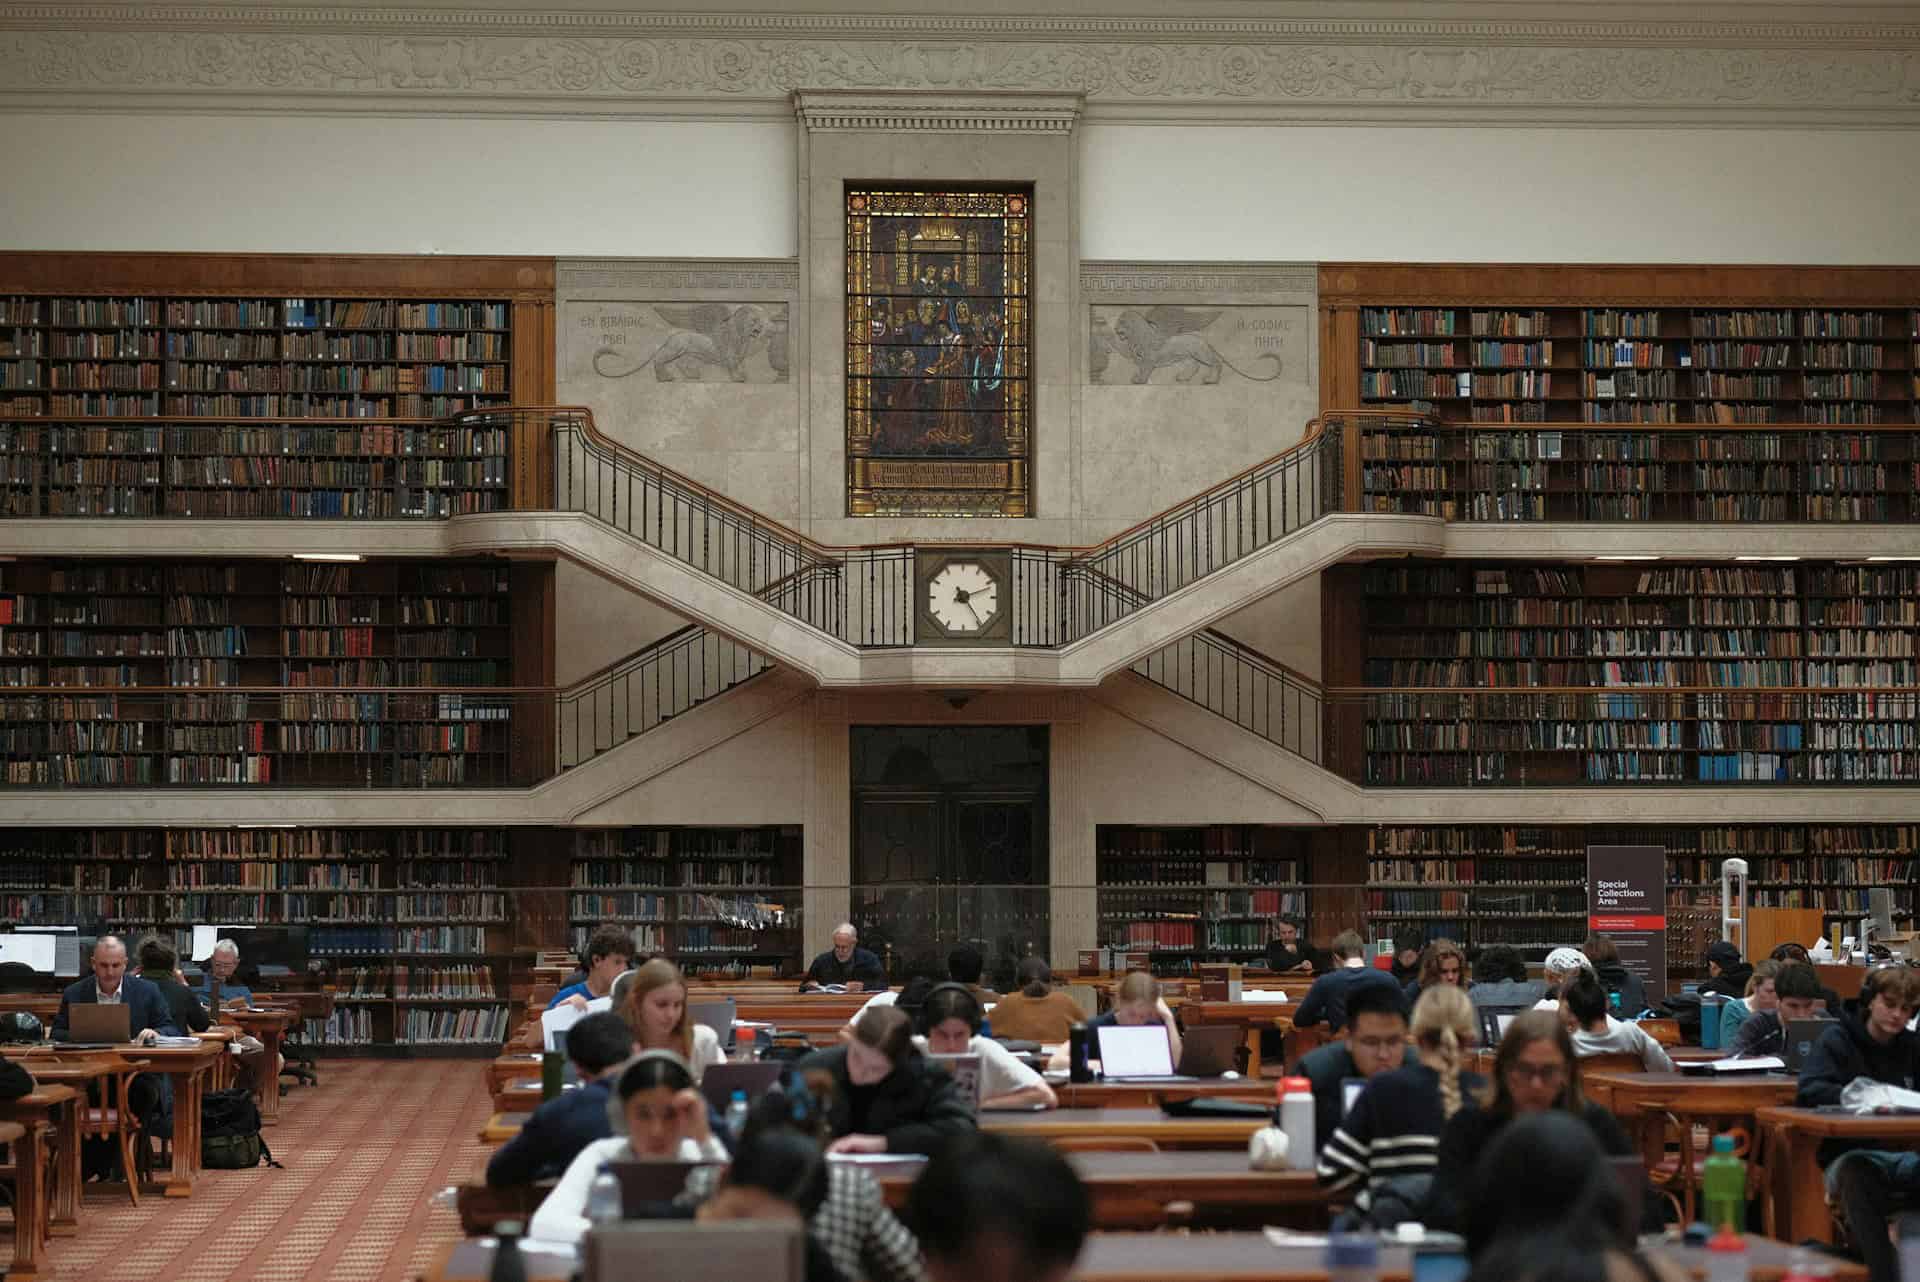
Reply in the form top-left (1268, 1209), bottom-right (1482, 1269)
top-left (0, 1118), bottom-right (56, 1253)
top-left (78, 1055), bottom-right (150, 1204)
top-left (1050, 1136), bottom-right (1160, 1153)
top-left (457, 1180), bottom-right (554, 1234)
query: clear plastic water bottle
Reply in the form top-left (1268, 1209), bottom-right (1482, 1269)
top-left (725, 1089), bottom-right (750, 1139)
top-left (586, 1169), bottom-right (622, 1226)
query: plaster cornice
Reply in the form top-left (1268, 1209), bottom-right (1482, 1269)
top-left (1082, 260), bottom-right (1318, 295)
top-left (795, 89), bottom-right (1081, 133)
top-left (2, 4), bottom-right (1919, 126)
top-left (558, 257), bottom-right (800, 294)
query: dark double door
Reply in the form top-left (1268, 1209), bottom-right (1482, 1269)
top-left (850, 726), bottom-right (1048, 983)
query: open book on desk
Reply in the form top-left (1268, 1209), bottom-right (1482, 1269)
top-left (1681, 1055), bottom-right (1785, 1074)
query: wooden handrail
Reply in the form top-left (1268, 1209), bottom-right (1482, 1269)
top-left (1326, 685), bottom-right (1920, 696)
top-left (515, 403), bottom-right (1338, 559)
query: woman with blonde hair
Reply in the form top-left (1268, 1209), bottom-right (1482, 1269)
top-left (615, 957), bottom-right (725, 1078)
top-left (1318, 984), bottom-right (1483, 1227)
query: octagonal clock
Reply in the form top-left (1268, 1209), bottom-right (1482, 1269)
top-left (915, 550), bottom-right (1013, 644)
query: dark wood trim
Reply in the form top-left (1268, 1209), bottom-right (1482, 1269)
top-left (1318, 262), bottom-right (1920, 309)
top-left (0, 252), bottom-right (555, 299)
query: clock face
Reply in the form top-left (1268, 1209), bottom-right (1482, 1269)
top-left (927, 561), bottom-right (1000, 635)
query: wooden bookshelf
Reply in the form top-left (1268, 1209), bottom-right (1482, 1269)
top-left (1094, 825), bottom-right (1310, 972)
top-left (0, 826), bottom-right (516, 1053)
top-left (569, 826), bottom-right (803, 980)
top-left (0, 253), bottom-right (554, 518)
top-left (1327, 558), bottom-right (1920, 786)
top-left (0, 556), bottom-right (515, 787)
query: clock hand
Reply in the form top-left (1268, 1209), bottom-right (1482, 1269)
top-left (965, 598), bottom-right (984, 626)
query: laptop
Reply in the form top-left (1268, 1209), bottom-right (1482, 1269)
top-left (689, 999), bottom-right (736, 1049)
top-left (1175, 1024), bottom-right (1242, 1078)
top-left (1341, 1077), bottom-right (1367, 1120)
top-left (65, 1001), bottom-right (131, 1045)
top-left (1784, 1017), bottom-right (1835, 1074)
top-left (698, 1061), bottom-right (785, 1116)
top-left (1094, 1024), bottom-right (1195, 1083)
top-left (928, 1053), bottom-right (982, 1114)
top-left (605, 1159), bottom-right (723, 1218)
top-left (1478, 1007), bottom-right (1526, 1050)
top-left (548, 1028), bottom-right (582, 1088)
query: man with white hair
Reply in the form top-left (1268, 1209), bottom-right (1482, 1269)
top-left (195, 937), bottom-right (252, 1008)
top-left (800, 922), bottom-right (885, 993)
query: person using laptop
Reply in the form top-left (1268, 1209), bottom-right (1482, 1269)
top-left (1727, 959), bottom-right (1822, 1059)
top-left (52, 934), bottom-right (176, 1047)
top-left (548, 923), bottom-right (633, 1011)
top-left (1293, 980), bottom-right (1416, 1156)
top-left (486, 1011), bottom-right (635, 1187)
top-left (1319, 985), bottom-right (1483, 1227)
top-left (1560, 973), bottom-right (1673, 1072)
top-left (799, 1005), bottom-right (977, 1156)
top-left (1467, 944), bottom-right (1547, 1013)
top-left (615, 958), bottom-right (725, 1079)
top-left (1084, 971), bottom-right (1183, 1067)
top-left (1770, 941), bottom-right (1845, 1016)
top-left (529, 1049), bottom-right (733, 1245)
top-left (135, 936), bottom-right (211, 1035)
top-left (914, 984), bottom-right (1055, 1110)
top-left (1716, 958), bottom-right (1781, 1047)
top-left (1296, 931), bottom-right (1405, 1034)
top-left (1794, 963), bottom-right (1920, 1282)
top-left (193, 937), bottom-right (253, 1008)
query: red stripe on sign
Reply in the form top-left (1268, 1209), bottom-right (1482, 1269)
top-left (1589, 915), bottom-right (1667, 931)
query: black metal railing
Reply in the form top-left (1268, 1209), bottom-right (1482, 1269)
top-left (1132, 631), bottom-right (1324, 765)
top-left (556, 625), bottom-right (773, 771)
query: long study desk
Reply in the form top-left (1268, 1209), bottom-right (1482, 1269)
top-left (422, 1232), bottom-right (1862, 1282)
top-left (980, 1105), bottom-right (1265, 1150)
top-left (1757, 1105), bottom-right (1920, 1244)
top-left (0, 1085), bottom-right (78, 1281)
top-left (1176, 1002), bottom-right (1298, 1077)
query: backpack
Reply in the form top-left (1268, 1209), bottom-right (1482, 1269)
top-left (201, 1087), bottom-right (280, 1170)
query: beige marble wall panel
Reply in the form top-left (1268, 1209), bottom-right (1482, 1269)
top-left (569, 698), bottom-right (811, 827)
top-left (1212, 577), bottom-right (1323, 683)
top-left (554, 559), bottom-right (693, 687)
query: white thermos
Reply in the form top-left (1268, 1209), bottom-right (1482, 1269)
top-left (1280, 1075), bottom-right (1316, 1171)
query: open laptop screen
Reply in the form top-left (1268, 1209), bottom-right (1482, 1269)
top-left (1095, 1024), bottom-right (1175, 1077)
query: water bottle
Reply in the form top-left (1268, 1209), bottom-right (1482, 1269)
top-left (1327, 1232), bottom-right (1380, 1282)
top-left (725, 1089), bottom-right (750, 1139)
top-left (489, 1219), bottom-right (530, 1282)
top-left (1705, 1226), bottom-right (1749, 1282)
top-left (1280, 1075), bottom-right (1316, 1171)
top-left (1068, 1022), bottom-right (1093, 1083)
top-left (1700, 995), bottom-right (1726, 1050)
top-left (1701, 1133), bottom-right (1746, 1232)
top-left (586, 1169), bottom-right (622, 1226)
top-left (1779, 1248), bottom-right (1835, 1282)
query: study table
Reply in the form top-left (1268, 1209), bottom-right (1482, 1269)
top-left (0, 1084), bottom-right (79, 1281)
top-left (218, 1006), bottom-right (293, 1123)
top-left (1756, 1105), bottom-right (1920, 1244)
top-left (980, 1105), bottom-right (1266, 1150)
top-left (1177, 1002), bottom-right (1299, 1077)
top-left (421, 1232), bottom-right (1863, 1282)
top-left (1054, 1079), bottom-right (1275, 1109)
top-left (1583, 1069), bottom-right (1798, 1223)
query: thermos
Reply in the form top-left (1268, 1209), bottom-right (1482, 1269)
top-left (490, 1220), bottom-right (530, 1282)
top-left (1700, 994), bottom-right (1727, 1050)
top-left (1068, 1022), bottom-right (1094, 1083)
top-left (540, 1049), bottom-right (564, 1101)
top-left (1280, 1075), bottom-right (1316, 1171)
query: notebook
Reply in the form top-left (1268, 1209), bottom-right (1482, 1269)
top-left (1095, 1024), bottom-right (1194, 1083)
top-left (66, 1001), bottom-right (131, 1044)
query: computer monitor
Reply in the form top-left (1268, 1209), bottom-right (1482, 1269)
top-left (201, 925), bottom-right (311, 981)
top-left (1870, 887), bottom-right (1896, 941)
top-left (13, 926), bottom-right (80, 978)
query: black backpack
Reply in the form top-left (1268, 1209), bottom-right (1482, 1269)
top-left (201, 1087), bottom-right (280, 1170)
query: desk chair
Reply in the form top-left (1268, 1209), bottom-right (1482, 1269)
top-left (0, 1118), bottom-right (57, 1253)
top-left (0, 963), bottom-right (43, 996)
top-left (78, 1054), bottom-right (152, 1205)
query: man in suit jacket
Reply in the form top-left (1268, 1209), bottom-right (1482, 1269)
top-left (53, 934), bottom-right (179, 1045)
top-left (486, 1011), bottom-right (635, 1187)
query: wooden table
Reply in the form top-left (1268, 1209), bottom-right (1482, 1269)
top-left (0, 1085), bottom-right (79, 1281)
top-left (1178, 1002), bottom-right (1298, 1077)
top-left (1585, 1070), bottom-right (1798, 1223)
top-left (1756, 1106), bottom-right (1920, 1244)
top-left (871, 1150), bottom-right (1325, 1228)
top-left (480, 1110), bottom-right (529, 1144)
top-left (220, 1007), bottom-right (293, 1124)
top-left (109, 1040), bottom-right (225, 1197)
top-left (1055, 1080), bottom-right (1275, 1109)
top-left (980, 1106), bottom-right (1265, 1151)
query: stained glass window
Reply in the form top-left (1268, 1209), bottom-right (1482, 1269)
top-left (845, 187), bottom-right (1031, 517)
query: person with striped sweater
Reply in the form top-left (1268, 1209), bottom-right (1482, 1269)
top-left (1317, 984), bottom-right (1484, 1227)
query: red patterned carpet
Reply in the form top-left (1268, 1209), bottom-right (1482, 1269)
top-left (9, 1058), bottom-right (495, 1282)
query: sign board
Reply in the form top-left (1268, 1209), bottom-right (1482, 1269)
top-left (1587, 844), bottom-right (1667, 1009)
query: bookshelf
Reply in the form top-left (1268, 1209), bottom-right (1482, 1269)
top-left (1365, 826), bottom-right (1586, 963)
top-left (1335, 559), bottom-right (1920, 785)
top-left (0, 557), bottom-right (514, 787)
top-left (569, 827), bottom-right (803, 979)
top-left (0, 253), bottom-right (557, 520)
top-left (1095, 825), bottom-right (1309, 971)
top-left (0, 826), bottom-right (516, 1054)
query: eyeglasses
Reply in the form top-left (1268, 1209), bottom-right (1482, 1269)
top-left (1352, 1036), bottom-right (1408, 1055)
top-left (1507, 1061), bottom-right (1568, 1085)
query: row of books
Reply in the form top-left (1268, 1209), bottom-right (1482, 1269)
top-left (0, 297), bottom-right (509, 332)
top-left (30, 393), bottom-right (504, 418)
top-left (399, 1007), bottom-right (509, 1044)
top-left (1093, 858), bottom-right (1303, 886)
top-left (1364, 307), bottom-right (1906, 340)
top-left (5, 423), bottom-right (507, 457)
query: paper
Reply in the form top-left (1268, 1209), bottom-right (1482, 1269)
top-left (1239, 989), bottom-right (1291, 1003)
top-left (1262, 1227), bottom-right (1330, 1247)
top-left (0, 935), bottom-right (55, 973)
top-left (153, 1036), bottom-right (203, 1048)
top-left (540, 995), bottom-right (612, 1050)
top-left (1708, 1056), bottom-right (1785, 1073)
top-left (828, 1152), bottom-right (928, 1166)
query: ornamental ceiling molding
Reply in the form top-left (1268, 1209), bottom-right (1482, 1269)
top-left (558, 258), bottom-right (800, 295)
top-left (795, 90), bottom-right (1080, 133)
top-left (1082, 261), bottom-right (1319, 296)
top-left (2, 7), bottom-right (1919, 126)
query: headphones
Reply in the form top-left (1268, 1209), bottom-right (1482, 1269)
top-left (1860, 961), bottom-right (1914, 1007)
top-left (916, 981), bottom-right (982, 1036)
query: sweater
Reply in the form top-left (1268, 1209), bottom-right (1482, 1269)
top-left (1571, 1018), bottom-right (1675, 1072)
top-left (485, 1076), bottom-right (615, 1187)
top-left (1728, 1009), bottom-right (1787, 1059)
top-left (1796, 1013), bottom-right (1920, 1164)
top-left (528, 1132), bottom-right (731, 1245)
top-left (1318, 1062), bottom-right (1486, 1212)
top-left (1594, 962), bottom-right (1649, 1018)
top-left (1294, 1040), bottom-right (1421, 1155)
top-left (796, 1044), bottom-right (978, 1155)
top-left (984, 989), bottom-right (1087, 1043)
top-left (1295, 966), bottom-right (1406, 1034)
top-left (1699, 964), bottom-right (1753, 1003)
top-left (1427, 1100), bottom-right (1634, 1234)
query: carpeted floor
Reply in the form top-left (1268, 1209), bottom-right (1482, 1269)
top-left (7, 1058), bottom-right (495, 1282)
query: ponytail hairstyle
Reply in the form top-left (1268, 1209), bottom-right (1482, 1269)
top-left (1411, 983), bottom-right (1477, 1119)
top-left (1016, 956), bottom-right (1052, 999)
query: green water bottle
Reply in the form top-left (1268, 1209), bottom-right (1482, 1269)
top-left (1702, 1133), bottom-right (1746, 1232)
